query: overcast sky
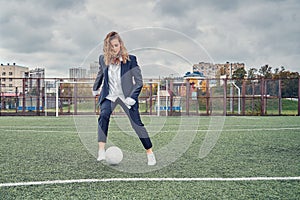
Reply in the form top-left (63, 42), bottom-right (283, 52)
top-left (1, 0), bottom-right (299, 78)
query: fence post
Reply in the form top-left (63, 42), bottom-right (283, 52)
top-left (278, 79), bottom-right (282, 115)
top-left (264, 79), bottom-right (268, 115)
top-left (22, 78), bottom-right (26, 113)
top-left (260, 78), bottom-right (265, 116)
top-left (36, 78), bottom-right (40, 116)
top-left (68, 87), bottom-right (71, 113)
top-left (15, 87), bottom-right (18, 113)
top-left (149, 79), bottom-right (153, 115)
top-left (251, 81), bottom-right (255, 114)
top-left (42, 86), bottom-right (45, 113)
top-left (206, 78), bottom-right (210, 115)
top-left (56, 80), bottom-right (60, 117)
top-left (298, 78), bottom-right (300, 116)
top-left (169, 79), bottom-right (174, 116)
top-left (0, 78), bottom-right (1, 116)
top-left (242, 80), bottom-right (246, 115)
top-left (59, 81), bottom-right (63, 114)
top-left (223, 79), bottom-right (227, 116)
top-left (185, 80), bottom-right (190, 115)
top-left (74, 81), bottom-right (78, 115)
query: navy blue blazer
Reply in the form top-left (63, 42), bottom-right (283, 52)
top-left (93, 54), bottom-right (144, 105)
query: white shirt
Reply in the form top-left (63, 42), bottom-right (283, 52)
top-left (106, 61), bottom-right (126, 102)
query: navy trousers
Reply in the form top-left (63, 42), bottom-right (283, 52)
top-left (98, 98), bottom-right (152, 150)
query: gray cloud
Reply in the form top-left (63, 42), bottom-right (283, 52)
top-left (0, 0), bottom-right (299, 77)
top-left (36, 0), bottom-right (86, 10)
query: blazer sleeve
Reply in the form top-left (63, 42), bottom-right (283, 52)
top-left (129, 56), bottom-right (143, 100)
top-left (93, 55), bottom-right (104, 91)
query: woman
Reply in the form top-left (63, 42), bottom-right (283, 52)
top-left (92, 31), bottom-right (156, 165)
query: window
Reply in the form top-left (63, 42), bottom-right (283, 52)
top-left (9, 72), bottom-right (13, 76)
top-left (2, 78), bottom-right (5, 81)
top-left (9, 78), bottom-right (13, 82)
top-left (9, 84), bottom-right (13, 87)
top-left (2, 72), bottom-right (6, 76)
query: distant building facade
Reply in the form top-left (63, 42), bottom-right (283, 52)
top-left (27, 68), bottom-right (45, 78)
top-left (0, 63), bottom-right (29, 93)
top-left (69, 67), bottom-right (87, 79)
top-left (88, 61), bottom-right (99, 79)
top-left (193, 62), bottom-right (245, 78)
top-left (25, 68), bottom-right (46, 94)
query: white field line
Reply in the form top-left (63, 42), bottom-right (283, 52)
top-left (0, 129), bottom-right (75, 133)
top-left (1, 121), bottom-right (300, 129)
top-left (1, 126), bottom-right (299, 134)
top-left (1, 177), bottom-right (300, 187)
top-left (0, 127), bottom-right (300, 134)
top-left (1, 123), bottom-right (300, 133)
top-left (1, 123), bottom-right (299, 129)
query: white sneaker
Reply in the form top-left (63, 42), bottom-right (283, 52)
top-left (97, 149), bottom-right (106, 161)
top-left (147, 152), bottom-right (156, 166)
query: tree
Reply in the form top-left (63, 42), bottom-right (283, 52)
top-left (258, 64), bottom-right (272, 78)
top-left (246, 65), bottom-right (298, 98)
top-left (247, 68), bottom-right (258, 79)
top-left (273, 66), bottom-right (285, 79)
top-left (279, 70), bottom-right (299, 97)
top-left (232, 67), bottom-right (247, 87)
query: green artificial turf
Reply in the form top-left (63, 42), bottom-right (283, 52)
top-left (0, 116), bottom-right (299, 199)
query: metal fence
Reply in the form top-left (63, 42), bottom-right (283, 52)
top-left (0, 77), bottom-right (299, 116)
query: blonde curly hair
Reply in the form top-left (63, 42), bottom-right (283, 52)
top-left (103, 31), bottom-right (129, 65)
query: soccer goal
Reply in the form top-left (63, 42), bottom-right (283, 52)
top-left (55, 80), bottom-right (163, 117)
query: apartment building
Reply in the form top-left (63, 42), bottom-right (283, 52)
top-left (69, 67), bottom-right (87, 79)
top-left (0, 63), bottom-right (29, 94)
top-left (89, 61), bottom-right (99, 79)
top-left (193, 62), bottom-right (245, 78)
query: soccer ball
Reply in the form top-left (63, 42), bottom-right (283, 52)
top-left (105, 146), bottom-right (123, 165)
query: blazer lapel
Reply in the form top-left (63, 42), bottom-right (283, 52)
top-left (103, 65), bottom-right (109, 87)
top-left (121, 61), bottom-right (129, 77)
